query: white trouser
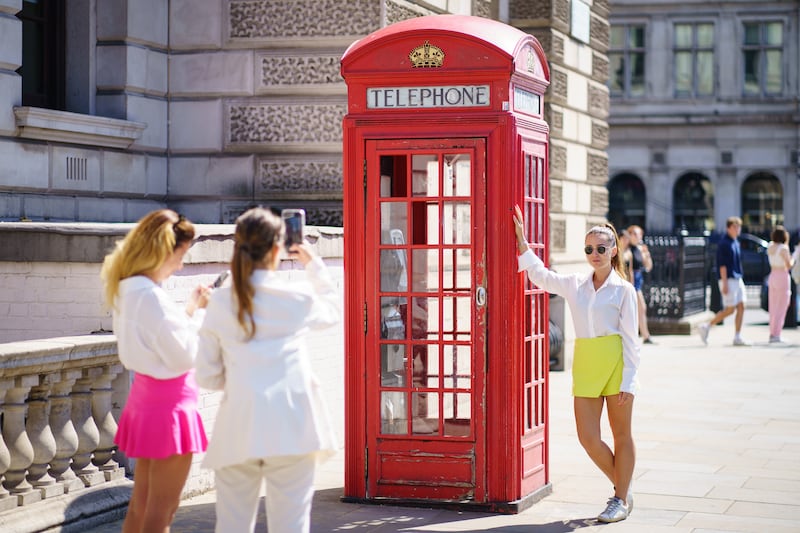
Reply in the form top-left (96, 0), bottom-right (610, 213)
top-left (214, 454), bottom-right (316, 533)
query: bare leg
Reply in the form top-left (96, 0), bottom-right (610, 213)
top-left (573, 397), bottom-right (615, 483)
top-left (636, 291), bottom-right (651, 339)
top-left (123, 453), bottom-right (192, 533)
top-left (734, 301), bottom-right (745, 334)
top-left (606, 394), bottom-right (636, 504)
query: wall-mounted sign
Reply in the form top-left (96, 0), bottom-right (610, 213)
top-left (571, 0), bottom-right (591, 44)
top-left (367, 85), bottom-right (491, 109)
top-left (513, 87), bottom-right (540, 115)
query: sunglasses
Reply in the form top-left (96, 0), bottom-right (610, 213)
top-left (584, 245), bottom-right (609, 255)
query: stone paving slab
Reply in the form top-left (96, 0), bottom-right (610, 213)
top-left (75, 308), bottom-right (800, 533)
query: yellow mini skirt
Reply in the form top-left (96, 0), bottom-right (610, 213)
top-left (572, 334), bottom-right (623, 398)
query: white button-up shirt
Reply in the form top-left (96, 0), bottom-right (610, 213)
top-left (196, 257), bottom-right (341, 469)
top-left (518, 249), bottom-right (640, 394)
top-left (113, 276), bottom-right (204, 379)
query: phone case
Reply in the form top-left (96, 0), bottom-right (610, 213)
top-left (282, 209), bottom-right (306, 247)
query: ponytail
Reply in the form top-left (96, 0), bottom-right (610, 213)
top-left (231, 207), bottom-right (284, 339)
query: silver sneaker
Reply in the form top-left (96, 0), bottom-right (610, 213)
top-left (697, 323), bottom-right (709, 345)
top-left (733, 337), bottom-right (751, 346)
top-left (597, 496), bottom-right (628, 523)
top-left (627, 491), bottom-right (634, 515)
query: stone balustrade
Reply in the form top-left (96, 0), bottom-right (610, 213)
top-left (0, 335), bottom-right (130, 527)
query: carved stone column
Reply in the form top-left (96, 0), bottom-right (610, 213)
top-left (1, 375), bottom-right (41, 505)
top-left (69, 372), bottom-right (104, 487)
top-left (0, 379), bottom-right (19, 512)
top-left (25, 375), bottom-right (65, 499)
top-left (90, 364), bottom-right (125, 481)
top-left (48, 370), bottom-right (84, 493)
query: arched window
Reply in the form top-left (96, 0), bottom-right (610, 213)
top-left (741, 173), bottom-right (782, 235)
top-left (607, 173), bottom-right (645, 230)
top-left (673, 172), bottom-right (714, 233)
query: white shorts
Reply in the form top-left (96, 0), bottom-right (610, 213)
top-left (719, 277), bottom-right (746, 308)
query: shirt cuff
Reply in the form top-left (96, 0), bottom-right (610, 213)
top-left (517, 249), bottom-right (537, 273)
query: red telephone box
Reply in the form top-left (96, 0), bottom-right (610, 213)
top-left (340, 15), bottom-right (551, 512)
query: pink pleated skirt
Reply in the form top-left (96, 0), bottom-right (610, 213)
top-left (115, 370), bottom-right (208, 459)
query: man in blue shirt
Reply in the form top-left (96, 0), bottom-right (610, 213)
top-left (697, 216), bottom-right (750, 346)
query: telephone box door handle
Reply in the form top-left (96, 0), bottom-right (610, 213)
top-left (475, 286), bottom-right (487, 307)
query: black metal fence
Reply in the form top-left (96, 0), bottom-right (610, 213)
top-left (642, 235), bottom-right (707, 318)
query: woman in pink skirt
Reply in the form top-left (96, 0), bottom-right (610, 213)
top-left (767, 225), bottom-right (793, 343)
top-left (101, 210), bottom-right (210, 532)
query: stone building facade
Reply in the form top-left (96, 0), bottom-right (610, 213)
top-left (0, 0), bottom-right (609, 251)
top-left (607, 0), bottom-right (800, 238)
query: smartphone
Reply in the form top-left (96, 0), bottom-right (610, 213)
top-left (211, 270), bottom-right (230, 288)
top-left (282, 209), bottom-right (306, 249)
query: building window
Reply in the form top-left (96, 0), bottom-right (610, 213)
top-left (674, 23), bottom-right (714, 97)
top-left (16, 0), bottom-right (66, 110)
top-left (609, 24), bottom-right (646, 97)
top-left (741, 173), bottom-right (782, 234)
top-left (673, 173), bottom-right (714, 234)
top-left (743, 21), bottom-right (783, 96)
top-left (607, 173), bottom-right (646, 230)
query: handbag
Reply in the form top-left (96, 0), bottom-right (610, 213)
top-left (791, 251), bottom-right (800, 285)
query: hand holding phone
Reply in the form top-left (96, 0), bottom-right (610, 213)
top-left (282, 209), bottom-right (306, 249)
top-left (211, 270), bottom-right (230, 288)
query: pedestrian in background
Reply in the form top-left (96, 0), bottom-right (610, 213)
top-left (697, 216), bottom-right (750, 346)
top-left (100, 210), bottom-right (210, 533)
top-left (196, 207), bottom-right (341, 533)
top-left (627, 225), bottom-right (655, 344)
top-left (767, 225), bottom-right (793, 343)
top-left (514, 205), bottom-right (639, 523)
top-left (618, 229), bottom-right (634, 284)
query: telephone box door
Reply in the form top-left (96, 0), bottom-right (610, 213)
top-left (365, 138), bottom-right (487, 501)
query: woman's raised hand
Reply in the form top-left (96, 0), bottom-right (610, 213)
top-left (513, 204), bottom-right (528, 254)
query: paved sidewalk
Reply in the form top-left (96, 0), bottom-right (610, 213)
top-left (85, 308), bottom-right (800, 532)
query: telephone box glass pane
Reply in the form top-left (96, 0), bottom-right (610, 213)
top-left (422, 203), bottom-right (439, 244)
top-left (421, 344), bottom-right (440, 387)
top-left (412, 392), bottom-right (438, 435)
top-left (381, 391), bottom-right (407, 434)
top-left (381, 344), bottom-right (406, 387)
top-left (443, 296), bottom-right (470, 341)
top-left (380, 250), bottom-right (408, 293)
top-left (443, 344), bottom-right (471, 389)
top-left (411, 296), bottom-right (437, 340)
top-left (443, 202), bottom-right (470, 244)
top-left (412, 154), bottom-right (438, 197)
top-left (443, 154), bottom-right (471, 197)
top-left (380, 155), bottom-right (407, 197)
top-left (412, 249), bottom-right (439, 292)
top-left (443, 249), bottom-right (471, 291)
top-left (444, 393), bottom-right (471, 437)
top-left (380, 296), bottom-right (406, 340)
top-left (380, 203), bottom-right (407, 244)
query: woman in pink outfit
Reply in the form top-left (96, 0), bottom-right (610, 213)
top-left (767, 225), bottom-right (793, 343)
top-left (101, 210), bottom-right (210, 533)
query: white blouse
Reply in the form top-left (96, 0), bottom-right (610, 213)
top-left (113, 276), bottom-right (204, 379)
top-left (518, 249), bottom-right (641, 394)
top-left (767, 242), bottom-right (791, 269)
top-left (196, 257), bottom-right (341, 469)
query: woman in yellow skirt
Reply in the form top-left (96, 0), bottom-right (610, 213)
top-left (513, 205), bottom-right (640, 523)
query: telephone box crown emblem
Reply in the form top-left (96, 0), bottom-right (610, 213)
top-left (409, 40), bottom-right (445, 68)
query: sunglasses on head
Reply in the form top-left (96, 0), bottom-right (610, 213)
top-left (584, 245), bottom-right (609, 255)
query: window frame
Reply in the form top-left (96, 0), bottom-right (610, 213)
top-left (609, 23), bottom-right (647, 99)
top-left (16, 0), bottom-right (66, 111)
top-left (673, 21), bottom-right (716, 98)
top-left (741, 20), bottom-right (785, 98)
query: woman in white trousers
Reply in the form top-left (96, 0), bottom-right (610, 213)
top-left (197, 207), bottom-right (341, 533)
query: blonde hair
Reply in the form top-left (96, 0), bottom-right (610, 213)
top-left (586, 223), bottom-right (627, 279)
top-left (100, 210), bottom-right (195, 310)
top-left (231, 207), bottom-right (284, 340)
